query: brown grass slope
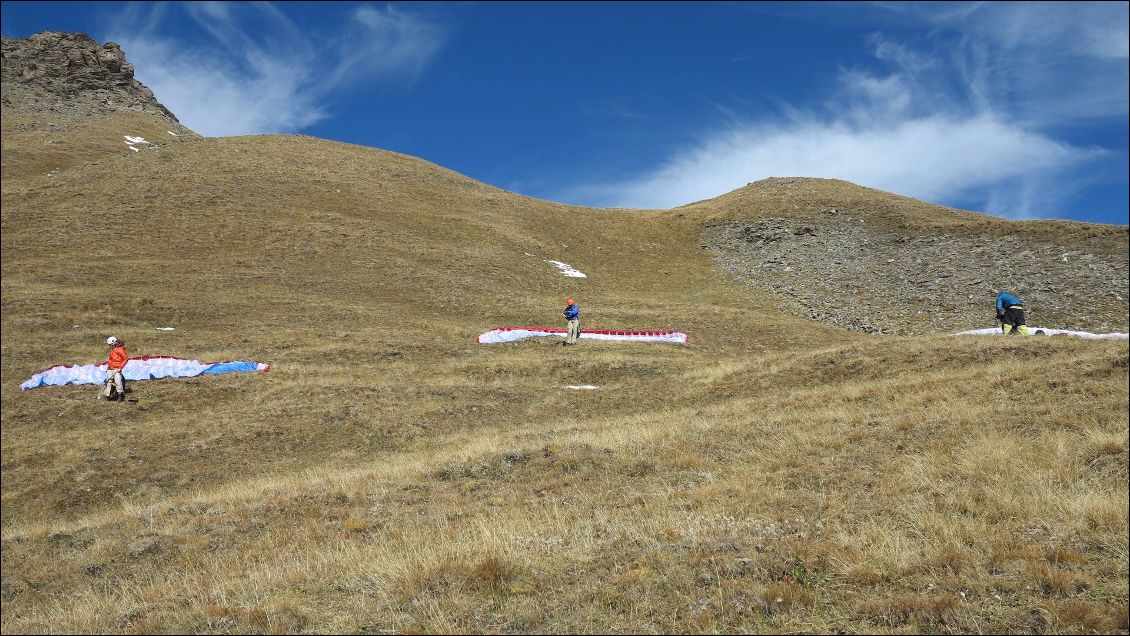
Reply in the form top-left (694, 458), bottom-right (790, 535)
top-left (0, 131), bottom-right (839, 515)
top-left (2, 122), bottom-right (1127, 632)
top-left (0, 108), bottom-right (195, 180)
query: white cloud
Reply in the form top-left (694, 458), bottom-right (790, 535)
top-left (883, 2), bottom-right (1129, 124)
top-left (932, 2), bottom-right (1128, 60)
top-left (569, 115), bottom-right (1101, 216)
top-left (869, 34), bottom-right (936, 75)
top-left (566, 2), bottom-right (1124, 219)
top-left (108, 3), bottom-right (445, 136)
top-left (328, 5), bottom-right (445, 86)
top-left (116, 36), bottom-right (323, 136)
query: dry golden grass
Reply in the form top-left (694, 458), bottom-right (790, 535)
top-left (2, 115), bottom-right (1127, 634)
top-left (1, 110), bottom-right (195, 180)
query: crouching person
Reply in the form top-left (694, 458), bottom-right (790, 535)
top-left (995, 289), bottom-right (1031, 335)
top-left (100, 336), bottom-right (129, 401)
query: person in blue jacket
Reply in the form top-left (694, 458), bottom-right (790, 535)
top-left (996, 289), bottom-right (1030, 335)
top-left (563, 297), bottom-right (580, 346)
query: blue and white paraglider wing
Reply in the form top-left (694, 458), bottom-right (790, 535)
top-left (19, 355), bottom-right (270, 390)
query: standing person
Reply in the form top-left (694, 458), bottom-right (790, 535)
top-left (996, 290), bottom-right (1031, 335)
top-left (101, 336), bottom-right (129, 401)
top-left (563, 298), bottom-right (580, 346)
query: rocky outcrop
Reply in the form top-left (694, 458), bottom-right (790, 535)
top-left (705, 211), bottom-right (1129, 335)
top-left (1, 31), bottom-right (179, 124)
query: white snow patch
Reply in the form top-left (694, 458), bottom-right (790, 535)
top-left (565, 385), bottom-right (600, 390)
top-left (954, 327), bottom-right (1128, 340)
top-left (156, 327), bottom-right (175, 331)
top-left (545, 260), bottom-right (587, 278)
top-left (125, 135), bottom-right (151, 153)
top-left (167, 131), bottom-right (179, 136)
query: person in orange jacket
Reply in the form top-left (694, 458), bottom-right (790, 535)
top-left (100, 336), bottom-right (129, 401)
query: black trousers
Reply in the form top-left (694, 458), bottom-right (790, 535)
top-left (1002, 306), bottom-right (1026, 333)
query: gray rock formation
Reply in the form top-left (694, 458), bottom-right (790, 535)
top-left (705, 212), bottom-right (1129, 335)
top-left (1, 31), bottom-right (179, 124)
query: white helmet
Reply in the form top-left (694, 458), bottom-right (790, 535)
top-left (106, 336), bottom-right (119, 346)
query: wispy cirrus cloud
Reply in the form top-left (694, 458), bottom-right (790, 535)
top-left (108, 2), bottom-right (445, 136)
top-left (569, 2), bottom-right (1126, 219)
top-left (566, 114), bottom-right (1102, 214)
top-left (905, 1), bottom-right (1130, 126)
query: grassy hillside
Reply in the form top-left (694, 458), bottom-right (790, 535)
top-left (2, 120), bottom-right (1127, 633)
top-left (0, 109), bottom-right (194, 181)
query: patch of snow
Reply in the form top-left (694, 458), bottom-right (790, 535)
top-left (156, 327), bottom-right (175, 331)
top-left (954, 327), bottom-right (1128, 340)
top-left (167, 131), bottom-right (179, 136)
top-left (545, 260), bottom-right (587, 278)
top-left (125, 135), bottom-right (151, 153)
top-left (565, 385), bottom-right (600, 390)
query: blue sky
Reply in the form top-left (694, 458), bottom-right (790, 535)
top-left (3, 1), bottom-right (1128, 224)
